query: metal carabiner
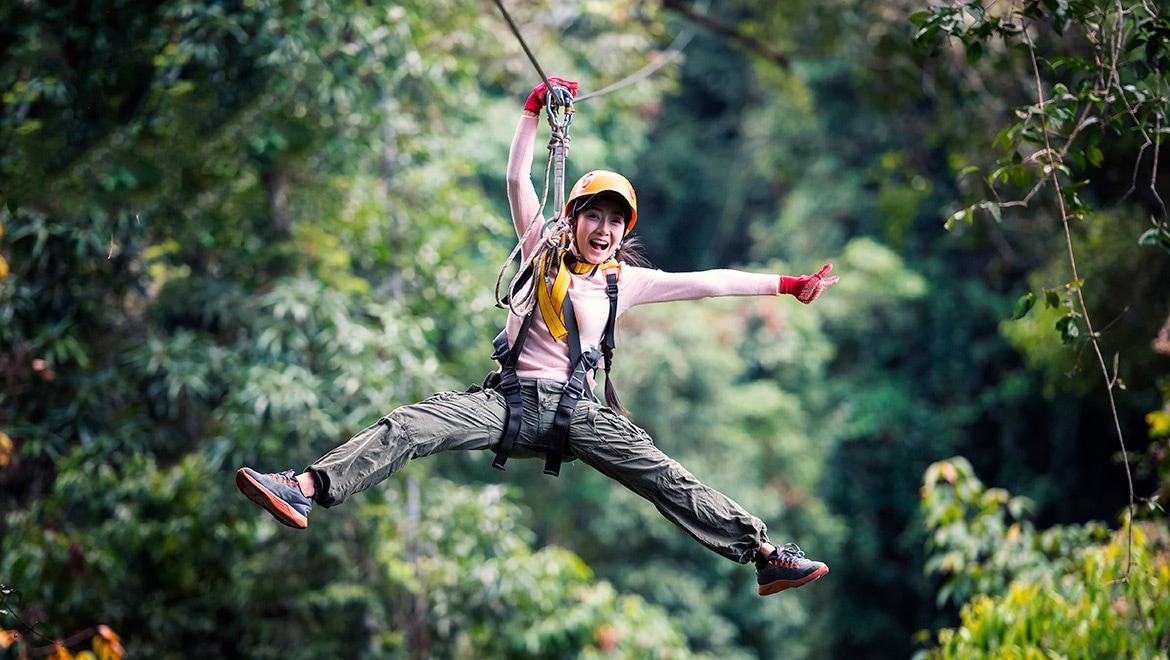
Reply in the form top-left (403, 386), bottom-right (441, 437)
top-left (543, 83), bottom-right (575, 133)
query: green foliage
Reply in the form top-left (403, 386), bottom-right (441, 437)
top-left (1001, 203), bottom-right (1170, 401)
top-left (921, 456), bottom-right (1110, 608)
top-left (270, 473), bottom-right (694, 660)
top-left (3, 0), bottom-right (1169, 657)
top-left (0, 451), bottom-right (691, 659)
top-left (907, 7), bottom-right (1170, 652)
top-left (2, 450), bottom-right (260, 657)
top-left (920, 457), bottom-right (1170, 659)
top-left (911, 0), bottom-right (1170, 340)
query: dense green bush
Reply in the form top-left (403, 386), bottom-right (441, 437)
top-left (921, 457), bottom-right (1169, 659)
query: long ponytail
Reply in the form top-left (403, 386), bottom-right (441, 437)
top-left (601, 343), bottom-right (629, 416)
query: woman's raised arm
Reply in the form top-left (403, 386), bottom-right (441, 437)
top-left (506, 78), bottom-right (579, 258)
top-left (506, 111), bottom-right (542, 251)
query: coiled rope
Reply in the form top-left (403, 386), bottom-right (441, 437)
top-left (492, 133), bottom-right (573, 317)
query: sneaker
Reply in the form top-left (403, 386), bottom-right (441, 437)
top-left (756, 543), bottom-right (828, 596)
top-left (236, 467), bottom-right (312, 529)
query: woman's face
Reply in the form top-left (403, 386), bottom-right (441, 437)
top-left (573, 197), bottom-right (627, 264)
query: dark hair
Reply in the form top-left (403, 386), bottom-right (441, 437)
top-left (600, 343), bottom-right (628, 415)
top-left (611, 234), bottom-right (649, 268)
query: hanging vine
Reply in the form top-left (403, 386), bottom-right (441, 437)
top-left (912, 0), bottom-right (1170, 580)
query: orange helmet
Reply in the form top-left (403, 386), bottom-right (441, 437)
top-left (564, 170), bottom-right (638, 233)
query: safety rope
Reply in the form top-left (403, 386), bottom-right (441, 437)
top-left (493, 120), bottom-right (575, 317)
top-left (489, 2), bottom-right (577, 316)
top-left (493, 138), bottom-right (570, 317)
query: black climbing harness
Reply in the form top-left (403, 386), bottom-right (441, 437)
top-left (488, 265), bottom-right (619, 477)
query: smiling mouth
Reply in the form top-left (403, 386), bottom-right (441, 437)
top-left (589, 239), bottom-right (610, 251)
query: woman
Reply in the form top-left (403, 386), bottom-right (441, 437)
top-left (237, 78), bottom-right (838, 596)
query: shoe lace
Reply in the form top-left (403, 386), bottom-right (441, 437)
top-left (274, 470), bottom-right (298, 487)
top-left (767, 543), bottom-right (808, 568)
top-left (780, 542), bottom-right (806, 559)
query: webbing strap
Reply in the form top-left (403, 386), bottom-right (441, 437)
top-left (491, 312), bottom-right (535, 471)
top-left (489, 265), bottom-right (619, 476)
top-left (543, 291), bottom-right (584, 476)
top-left (602, 269), bottom-right (618, 350)
top-left (490, 367), bottom-right (524, 471)
top-left (564, 291), bottom-right (581, 367)
top-left (545, 347), bottom-right (600, 476)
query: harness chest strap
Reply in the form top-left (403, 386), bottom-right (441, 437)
top-left (490, 267), bottom-right (620, 476)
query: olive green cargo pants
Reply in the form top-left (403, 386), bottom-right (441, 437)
top-left (307, 378), bottom-right (769, 564)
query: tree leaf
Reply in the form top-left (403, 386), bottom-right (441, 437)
top-left (1012, 293), bottom-right (1035, 320)
top-left (1056, 315), bottom-right (1080, 344)
top-left (966, 41), bottom-right (984, 64)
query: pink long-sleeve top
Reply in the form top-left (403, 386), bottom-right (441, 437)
top-left (505, 113), bottom-right (781, 381)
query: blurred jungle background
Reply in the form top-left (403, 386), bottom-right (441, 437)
top-left (2, 0), bottom-right (1169, 658)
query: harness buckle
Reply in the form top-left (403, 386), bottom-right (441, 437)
top-left (496, 369), bottom-right (522, 394)
top-left (562, 378), bottom-right (586, 400)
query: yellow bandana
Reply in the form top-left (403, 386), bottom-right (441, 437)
top-left (536, 250), bottom-right (621, 342)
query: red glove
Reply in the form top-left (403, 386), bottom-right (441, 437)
top-left (524, 77), bottom-right (579, 113)
top-left (779, 263), bottom-right (839, 304)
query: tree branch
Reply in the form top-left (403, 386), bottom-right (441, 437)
top-left (661, 0), bottom-right (791, 69)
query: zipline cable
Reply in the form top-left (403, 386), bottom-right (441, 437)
top-left (491, 0), bottom-right (704, 105)
top-left (575, 1), bottom-right (706, 104)
top-left (491, 0), bottom-right (554, 95)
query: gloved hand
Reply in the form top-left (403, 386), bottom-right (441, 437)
top-left (779, 263), bottom-right (839, 304)
top-left (524, 77), bottom-right (579, 113)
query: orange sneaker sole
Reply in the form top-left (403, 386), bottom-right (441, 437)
top-left (758, 564), bottom-right (829, 596)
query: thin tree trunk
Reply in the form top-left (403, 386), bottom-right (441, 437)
top-left (262, 164), bottom-right (291, 240)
